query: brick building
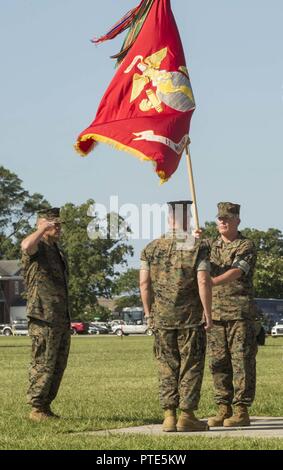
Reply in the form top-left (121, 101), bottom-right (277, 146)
top-left (0, 260), bottom-right (26, 324)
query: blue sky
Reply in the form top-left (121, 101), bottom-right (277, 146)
top-left (1, 0), bottom-right (282, 267)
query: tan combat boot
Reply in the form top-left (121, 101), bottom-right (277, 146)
top-left (29, 407), bottom-right (50, 422)
top-left (162, 409), bottom-right (177, 432)
top-left (177, 411), bottom-right (209, 432)
top-left (223, 404), bottom-right (250, 427)
top-left (207, 404), bottom-right (233, 427)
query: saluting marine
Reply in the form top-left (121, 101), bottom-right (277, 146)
top-left (21, 208), bottom-right (71, 422)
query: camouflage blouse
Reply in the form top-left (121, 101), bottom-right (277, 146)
top-left (140, 233), bottom-right (210, 329)
top-left (209, 232), bottom-right (257, 321)
top-left (22, 240), bottom-right (70, 325)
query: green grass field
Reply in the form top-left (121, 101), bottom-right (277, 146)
top-left (0, 334), bottom-right (282, 450)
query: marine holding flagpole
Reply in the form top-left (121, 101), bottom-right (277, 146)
top-left (140, 201), bottom-right (212, 432)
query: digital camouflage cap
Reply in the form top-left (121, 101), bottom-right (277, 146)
top-left (217, 202), bottom-right (240, 219)
top-left (37, 207), bottom-right (61, 223)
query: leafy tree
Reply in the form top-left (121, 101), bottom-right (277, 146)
top-left (253, 254), bottom-right (283, 299)
top-left (241, 228), bottom-right (283, 256)
top-left (60, 200), bottom-right (133, 319)
top-left (201, 221), bottom-right (218, 240)
top-left (0, 234), bottom-right (18, 259)
top-left (113, 268), bottom-right (142, 311)
top-left (114, 268), bottom-right (140, 295)
top-left (77, 305), bottom-right (111, 322)
top-left (242, 228), bottom-right (283, 298)
top-left (0, 166), bottom-right (27, 229)
top-left (0, 166), bottom-right (50, 259)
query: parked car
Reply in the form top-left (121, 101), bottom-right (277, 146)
top-left (70, 322), bottom-right (89, 335)
top-left (92, 321), bottom-right (112, 332)
top-left (88, 323), bottom-right (109, 335)
top-left (110, 320), bottom-right (125, 329)
top-left (112, 321), bottom-right (153, 336)
top-left (255, 298), bottom-right (283, 334)
top-left (0, 320), bottom-right (29, 336)
top-left (0, 324), bottom-right (13, 336)
top-left (271, 320), bottom-right (283, 338)
top-left (110, 319), bottom-right (125, 326)
top-left (12, 320), bottom-right (29, 336)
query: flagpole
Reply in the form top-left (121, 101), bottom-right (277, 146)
top-left (185, 144), bottom-right (200, 231)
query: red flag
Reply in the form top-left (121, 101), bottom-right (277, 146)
top-left (75, 0), bottom-right (195, 182)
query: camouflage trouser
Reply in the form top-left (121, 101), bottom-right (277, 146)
top-left (27, 319), bottom-right (71, 408)
top-left (207, 320), bottom-right (257, 407)
top-left (154, 326), bottom-right (206, 411)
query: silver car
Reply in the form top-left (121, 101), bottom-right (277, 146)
top-left (112, 321), bottom-right (153, 336)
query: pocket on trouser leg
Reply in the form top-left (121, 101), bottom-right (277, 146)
top-left (29, 323), bottom-right (48, 366)
top-left (153, 331), bottom-right (162, 360)
top-left (193, 327), bottom-right (206, 360)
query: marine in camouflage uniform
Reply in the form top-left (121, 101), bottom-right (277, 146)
top-left (21, 208), bottom-right (71, 421)
top-left (207, 202), bottom-right (258, 427)
top-left (140, 201), bottom-right (212, 432)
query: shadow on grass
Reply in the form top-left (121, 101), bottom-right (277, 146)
top-left (107, 416), bottom-right (161, 426)
top-left (62, 415), bottom-right (162, 434)
top-left (63, 415), bottom-right (161, 424)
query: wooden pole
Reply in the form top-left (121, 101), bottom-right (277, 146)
top-left (185, 144), bottom-right (200, 230)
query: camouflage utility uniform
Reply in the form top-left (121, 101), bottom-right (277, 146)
top-left (140, 232), bottom-right (210, 411)
top-left (208, 233), bottom-right (257, 407)
top-left (22, 240), bottom-right (71, 410)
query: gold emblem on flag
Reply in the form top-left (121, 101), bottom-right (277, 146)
top-left (124, 47), bottom-right (195, 113)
